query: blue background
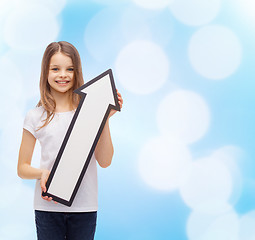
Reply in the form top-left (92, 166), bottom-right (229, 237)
top-left (0, 0), bottom-right (255, 239)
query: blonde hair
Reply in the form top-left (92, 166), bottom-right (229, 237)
top-left (37, 41), bottom-right (84, 129)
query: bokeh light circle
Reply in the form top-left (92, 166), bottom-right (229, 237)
top-left (187, 209), bottom-right (239, 240)
top-left (115, 40), bottom-right (169, 94)
top-left (180, 156), bottom-right (233, 214)
top-left (157, 90), bottom-right (210, 144)
top-left (236, 0), bottom-right (255, 22)
top-left (5, 50), bottom-right (42, 100)
top-left (0, 0), bottom-right (15, 17)
top-left (0, 111), bottom-right (26, 172)
top-left (92, 0), bottom-right (129, 5)
top-left (211, 146), bottom-right (243, 205)
top-left (121, 7), bottom-right (174, 47)
top-left (0, 55), bottom-right (25, 128)
top-left (38, 0), bottom-right (67, 15)
top-left (84, 7), bottom-right (125, 62)
top-left (14, 0), bottom-right (67, 16)
top-left (189, 25), bottom-right (242, 80)
top-left (169, 0), bottom-right (221, 26)
top-left (239, 211), bottom-right (255, 240)
top-left (4, 3), bottom-right (59, 51)
top-left (138, 136), bottom-right (192, 191)
top-left (132, 0), bottom-right (173, 10)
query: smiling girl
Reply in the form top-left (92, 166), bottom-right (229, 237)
top-left (17, 41), bottom-right (123, 240)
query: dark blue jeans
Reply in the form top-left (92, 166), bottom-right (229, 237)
top-left (35, 210), bottom-right (97, 240)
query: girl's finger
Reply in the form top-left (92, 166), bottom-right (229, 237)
top-left (42, 195), bottom-right (54, 202)
top-left (117, 95), bottom-right (123, 102)
top-left (40, 184), bottom-right (46, 193)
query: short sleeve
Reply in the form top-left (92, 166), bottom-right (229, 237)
top-left (23, 109), bottom-right (37, 138)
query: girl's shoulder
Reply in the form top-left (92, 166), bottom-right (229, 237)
top-left (25, 106), bottom-right (46, 121)
top-left (23, 106), bottom-right (46, 137)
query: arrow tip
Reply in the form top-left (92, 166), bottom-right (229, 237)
top-left (74, 69), bottom-right (120, 111)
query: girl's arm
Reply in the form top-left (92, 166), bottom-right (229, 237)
top-left (95, 90), bottom-right (123, 168)
top-left (17, 129), bottom-right (53, 202)
top-left (95, 119), bottom-right (114, 168)
top-left (17, 129), bottom-right (42, 179)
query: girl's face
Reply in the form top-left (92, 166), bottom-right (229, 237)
top-left (48, 52), bottom-right (74, 94)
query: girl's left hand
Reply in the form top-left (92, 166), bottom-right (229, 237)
top-left (41, 169), bottom-right (57, 204)
top-left (109, 90), bottom-right (123, 117)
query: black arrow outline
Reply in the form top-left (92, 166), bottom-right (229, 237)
top-left (42, 69), bottom-right (120, 206)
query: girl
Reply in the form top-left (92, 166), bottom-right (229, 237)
top-left (17, 41), bottom-right (123, 240)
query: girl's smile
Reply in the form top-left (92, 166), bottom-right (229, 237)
top-left (55, 80), bottom-right (71, 86)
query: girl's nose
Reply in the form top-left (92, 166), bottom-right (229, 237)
top-left (59, 70), bottom-right (67, 78)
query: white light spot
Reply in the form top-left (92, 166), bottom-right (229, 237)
top-left (0, 112), bottom-right (24, 171)
top-left (211, 146), bottom-right (243, 205)
top-left (157, 90), bottom-right (210, 144)
top-left (115, 40), bottom-right (169, 94)
top-left (121, 7), bottom-right (174, 47)
top-left (202, 212), bottom-right (239, 240)
top-left (138, 136), bottom-right (192, 191)
top-left (189, 25), bottom-right (242, 80)
top-left (4, 3), bottom-right (59, 51)
top-left (0, 0), bottom-right (16, 16)
top-left (169, 0), bottom-right (221, 26)
top-left (180, 156), bottom-right (233, 214)
top-left (132, 0), bottom-right (173, 10)
top-left (187, 209), bottom-right (239, 240)
top-left (84, 7), bottom-right (125, 62)
top-left (0, 55), bottom-right (25, 127)
top-left (92, 0), bottom-right (129, 5)
top-left (239, 211), bottom-right (255, 240)
top-left (36, 0), bottom-right (67, 15)
top-left (13, 0), bottom-right (67, 16)
top-left (236, 0), bottom-right (255, 22)
top-left (5, 50), bottom-right (42, 100)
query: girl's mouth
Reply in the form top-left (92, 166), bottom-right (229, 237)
top-left (55, 80), bottom-right (70, 85)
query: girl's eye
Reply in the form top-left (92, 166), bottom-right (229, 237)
top-left (68, 68), bottom-right (74, 72)
top-left (52, 68), bottom-right (58, 71)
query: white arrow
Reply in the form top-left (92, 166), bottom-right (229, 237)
top-left (43, 69), bottom-right (120, 206)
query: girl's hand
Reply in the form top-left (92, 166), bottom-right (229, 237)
top-left (109, 90), bottom-right (123, 117)
top-left (40, 169), bottom-right (57, 203)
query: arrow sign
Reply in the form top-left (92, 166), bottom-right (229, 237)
top-left (42, 69), bottom-right (120, 206)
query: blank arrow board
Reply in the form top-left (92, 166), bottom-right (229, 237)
top-left (42, 69), bottom-right (120, 206)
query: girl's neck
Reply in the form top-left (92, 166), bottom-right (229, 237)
top-left (51, 89), bottom-right (74, 112)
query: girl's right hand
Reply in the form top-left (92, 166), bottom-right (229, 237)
top-left (40, 169), bottom-right (56, 203)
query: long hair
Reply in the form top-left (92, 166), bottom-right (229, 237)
top-left (37, 41), bottom-right (84, 129)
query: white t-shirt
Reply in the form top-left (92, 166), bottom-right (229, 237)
top-left (23, 106), bottom-right (98, 212)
